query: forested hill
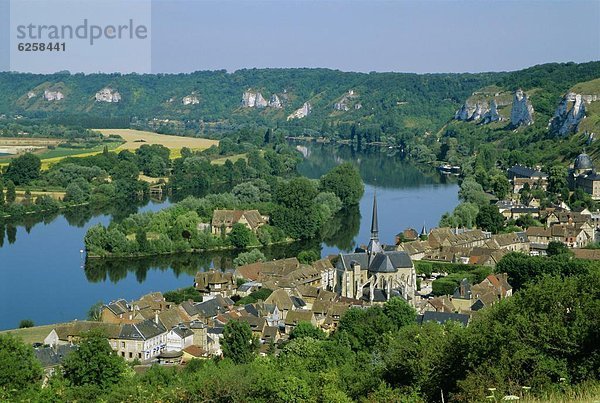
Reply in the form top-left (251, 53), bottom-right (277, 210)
top-left (0, 68), bottom-right (499, 133)
top-left (0, 62), bottom-right (598, 145)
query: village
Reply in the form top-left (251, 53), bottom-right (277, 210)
top-left (28, 151), bottom-right (600, 376)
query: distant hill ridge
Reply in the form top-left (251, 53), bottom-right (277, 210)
top-left (0, 62), bottom-right (598, 138)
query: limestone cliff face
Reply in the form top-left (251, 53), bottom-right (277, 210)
top-left (44, 90), bottom-right (64, 101)
top-left (333, 90), bottom-right (358, 111)
top-left (268, 94), bottom-right (282, 108)
top-left (455, 101), bottom-right (476, 121)
top-left (287, 102), bottom-right (311, 120)
top-left (482, 99), bottom-right (501, 124)
top-left (95, 87), bottom-right (121, 103)
top-left (182, 94), bottom-right (199, 105)
top-left (549, 92), bottom-right (598, 136)
top-left (455, 101), bottom-right (490, 122)
top-left (510, 89), bottom-right (534, 127)
top-left (241, 90), bottom-right (271, 108)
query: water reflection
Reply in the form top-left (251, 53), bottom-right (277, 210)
top-left (83, 237), bottom-right (326, 284)
top-left (294, 142), bottom-right (457, 188)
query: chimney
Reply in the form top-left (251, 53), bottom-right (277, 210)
top-left (154, 311), bottom-right (159, 325)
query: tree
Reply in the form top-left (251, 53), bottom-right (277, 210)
top-left (233, 249), bottom-right (266, 267)
top-left (87, 301), bottom-right (104, 321)
top-left (547, 165), bottom-right (568, 195)
top-left (62, 329), bottom-right (126, 387)
top-left (228, 223), bottom-right (253, 249)
top-left (547, 241), bottom-right (571, 257)
top-left (383, 297), bottom-right (417, 328)
top-left (319, 163), bottom-right (364, 206)
top-left (222, 320), bottom-right (258, 364)
top-left (475, 204), bottom-right (504, 234)
top-left (5, 180), bottom-right (16, 204)
top-left (298, 249), bottom-right (320, 264)
top-left (0, 334), bottom-right (42, 392)
top-left (19, 319), bottom-right (34, 328)
top-left (458, 177), bottom-right (488, 206)
top-left (0, 181), bottom-right (4, 206)
top-left (290, 322), bottom-right (327, 340)
top-left (5, 153), bottom-right (41, 185)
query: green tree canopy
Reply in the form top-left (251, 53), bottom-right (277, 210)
top-left (62, 329), bottom-right (126, 388)
top-left (319, 162), bottom-right (364, 206)
top-left (0, 334), bottom-right (42, 393)
top-left (222, 320), bottom-right (259, 364)
top-left (4, 153), bottom-right (41, 185)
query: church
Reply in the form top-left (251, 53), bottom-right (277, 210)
top-left (334, 194), bottom-right (417, 306)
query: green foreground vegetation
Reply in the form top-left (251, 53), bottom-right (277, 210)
top-left (1, 249), bottom-right (599, 402)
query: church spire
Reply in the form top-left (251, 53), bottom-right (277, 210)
top-left (370, 191), bottom-right (379, 242)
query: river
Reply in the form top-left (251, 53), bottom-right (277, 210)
top-left (0, 143), bottom-right (459, 330)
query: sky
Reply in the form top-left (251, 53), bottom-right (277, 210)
top-left (1, 0), bottom-right (599, 74)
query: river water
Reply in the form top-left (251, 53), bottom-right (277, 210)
top-left (0, 143), bottom-right (458, 330)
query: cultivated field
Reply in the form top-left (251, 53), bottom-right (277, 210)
top-left (96, 129), bottom-right (218, 156)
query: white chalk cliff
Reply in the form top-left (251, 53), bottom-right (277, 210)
top-left (44, 90), bottom-right (64, 101)
top-left (95, 88), bottom-right (121, 103)
top-left (182, 94), bottom-right (199, 105)
top-left (482, 99), bottom-right (502, 124)
top-left (287, 102), bottom-right (311, 120)
top-left (549, 92), bottom-right (598, 136)
top-left (268, 94), bottom-right (282, 109)
top-left (510, 89), bottom-right (534, 127)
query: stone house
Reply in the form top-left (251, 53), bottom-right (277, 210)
top-left (194, 270), bottom-right (237, 297)
top-left (115, 318), bottom-right (168, 361)
top-left (211, 209), bottom-right (267, 236)
top-left (166, 324), bottom-right (194, 352)
top-left (284, 310), bottom-right (317, 333)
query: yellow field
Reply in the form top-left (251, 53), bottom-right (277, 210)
top-left (96, 129), bottom-right (218, 155)
top-left (1, 129), bottom-right (219, 170)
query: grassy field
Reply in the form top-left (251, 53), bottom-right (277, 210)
top-left (211, 153), bottom-right (248, 165)
top-left (96, 129), bottom-right (218, 156)
top-left (0, 324), bottom-right (60, 344)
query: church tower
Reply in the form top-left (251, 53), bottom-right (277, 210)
top-left (367, 192), bottom-right (383, 268)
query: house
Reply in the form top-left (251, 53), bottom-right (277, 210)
top-left (34, 344), bottom-right (78, 380)
top-left (194, 270), bottom-right (237, 297)
top-left (507, 165), bottom-right (548, 181)
top-left (211, 209), bottom-right (267, 235)
top-left (156, 350), bottom-right (183, 365)
top-left (237, 281), bottom-right (262, 297)
top-left (265, 289), bottom-right (305, 318)
top-left (166, 324), bottom-right (194, 352)
top-left (44, 321), bottom-right (121, 347)
top-left (115, 318), bottom-right (168, 361)
top-left (260, 326), bottom-right (280, 344)
top-left (194, 295), bottom-right (234, 320)
top-left (182, 345), bottom-right (209, 362)
top-left (396, 228), bottom-right (419, 244)
top-left (189, 320), bottom-right (208, 351)
top-left (284, 310), bottom-right (317, 333)
top-left (101, 299), bottom-right (137, 324)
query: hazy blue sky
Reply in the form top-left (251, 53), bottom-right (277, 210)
top-left (2, 0), bottom-right (599, 74)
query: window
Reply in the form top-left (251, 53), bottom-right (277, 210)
top-left (121, 352), bottom-right (125, 357)
top-left (129, 352), bottom-right (133, 359)
top-left (121, 342), bottom-right (125, 348)
top-left (138, 353), bottom-right (142, 359)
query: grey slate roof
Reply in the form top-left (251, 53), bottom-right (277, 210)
top-left (508, 165), bottom-right (548, 179)
top-left (337, 251), bottom-right (413, 273)
top-left (170, 325), bottom-right (194, 339)
top-left (119, 319), bottom-right (166, 340)
top-left (34, 345), bottom-right (77, 368)
top-left (180, 301), bottom-right (200, 317)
